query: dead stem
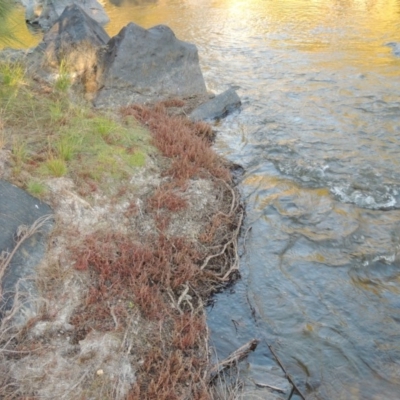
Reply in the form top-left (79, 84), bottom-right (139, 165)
top-left (0, 214), bottom-right (53, 298)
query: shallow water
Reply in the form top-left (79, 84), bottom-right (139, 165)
top-left (9, 1), bottom-right (400, 398)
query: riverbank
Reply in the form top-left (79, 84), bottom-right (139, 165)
top-left (0, 60), bottom-right (243, 399)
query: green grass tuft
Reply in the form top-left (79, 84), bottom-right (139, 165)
top-left (123, 150), bottom-right (146, 168)
top-left (56, 135), bottom-right (80, 161)
top-left (93, 116), bottom-right (118, 137)
top-left (45, 158), bottom-right (67, 177)
top-left (54, 60), bottom-right (71, 92)
top-left (27, 180), bottom-right (47, 197)
top-left (12, 137), bottom-right (28, 166)
top-left (0, 61), bottom-right (24, 87)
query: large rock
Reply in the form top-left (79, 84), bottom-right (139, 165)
top-left (95, 23), bottom-right (208, 107)
top-left (22, 0), bottom-right (109, 30)
top-left (189, 88), bottom-right (241, 121)
top-left (34, 4), bottom-right (110, 94)
top-left (21, 0), bottom-right (42, 23)
top-left (0, 180), bottom-right (53, 325)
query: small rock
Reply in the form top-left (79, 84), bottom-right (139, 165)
top-left (189, 88), bottom-right (241, 121)
top-left (386, 42), bottom-right (400, 57)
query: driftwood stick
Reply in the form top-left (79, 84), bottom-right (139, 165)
top-left (288, 386), bottom-right (296, 400)
top-left (254, 381), bottom-right (286, 393)
top-left (266, 342), bottom-right (306, 400)
top-left (209, 338), bottom-right (259, 383)
top-left (242, 225), bottom-right (252, 256)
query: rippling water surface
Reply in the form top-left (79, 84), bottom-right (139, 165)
top-left (11, 1), bottom-right (400, 398)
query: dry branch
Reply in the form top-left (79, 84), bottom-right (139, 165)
top-left (266, 342), bottom-right (306, 400)
top-left (209, 338), bottom-right (259, 383)
top-left (254, 381), bottom-right (286, 393)
top-left (0, 214), bottom-right (53, 298)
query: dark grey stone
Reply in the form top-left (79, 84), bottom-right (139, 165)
top-left (189, 88), bottom-right (241, 122)
top-left (24, 0), bottom-right (110, 30)
top-left (95, 23), bottom-right (207, 107)
top-left (0, 180), bottom-right (53, 324)
top-left (39, 4), bottom-right (110, 55)
top-left (32, 4), bottom-right (110, 92)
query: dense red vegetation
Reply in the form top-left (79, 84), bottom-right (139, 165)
top-left (70, 105), bottom-right (239, 399)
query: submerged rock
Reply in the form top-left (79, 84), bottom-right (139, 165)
top-left (386, 42), bottom-right (400, 57)
top-left (22, 0), bottom-right (109, 30)
top-left (95, 23), bottom-right (208, 107)
top-left (190, 88), bottom-right (241, 121)
top-left (0, 180), bottom-right (53, 325)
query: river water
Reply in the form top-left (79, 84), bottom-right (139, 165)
top-left (9, 1), bottom-right (400, 398)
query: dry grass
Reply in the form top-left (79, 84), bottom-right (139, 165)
top-left (0, 62), bottom-right (243, 399)
top-left (69, 226), bottom-right (236, 399)
top-left (59, 105), bottom-right (244, 399)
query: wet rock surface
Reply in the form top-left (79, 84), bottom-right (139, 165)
top-left (190, 88), bottom-right (241, 121)
top-left (0, 180), bottom-right (53, 324)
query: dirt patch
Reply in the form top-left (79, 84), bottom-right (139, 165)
top-left (0, 103), bottom-right (242, 399)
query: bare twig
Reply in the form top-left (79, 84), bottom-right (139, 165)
top-left (0, 214), bottom-right (53, 298)
top-left (266, 342), bottom-right (306, 400)
top-left (200, 206), bottom-right (243, 281)
top-left (242, 225), bottom-right (252, 256)
top-left (221, 209), bottom-right (244, 281)
top-left (177, 284), bottom-right (190, 308)
top-left (109, 304), bottom-right (119, 330)
top-left (209, 339), bottom-right (259, 383)
top-left (254, 381), bottom-right (286, 393)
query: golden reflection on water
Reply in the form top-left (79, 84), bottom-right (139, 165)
top-left (2, 6), bottom-right (42, 49)
top-left (89, 0), bottom-right (400, 76)
top-left (4, 0), bottom-right (400, 69)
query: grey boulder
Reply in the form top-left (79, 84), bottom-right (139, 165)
top-left (0, 180), bottom-right (53, 326)
top-left (34, 4), bottom-right (110, 93)
top-left (21, 0), bottom-right (42, 23)
top-left (95, 23), bottom-right (208, 107)
top-left (23, 0), bottom-right (109, 30)
top-left (189, 88), bottom-right (241, 121)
